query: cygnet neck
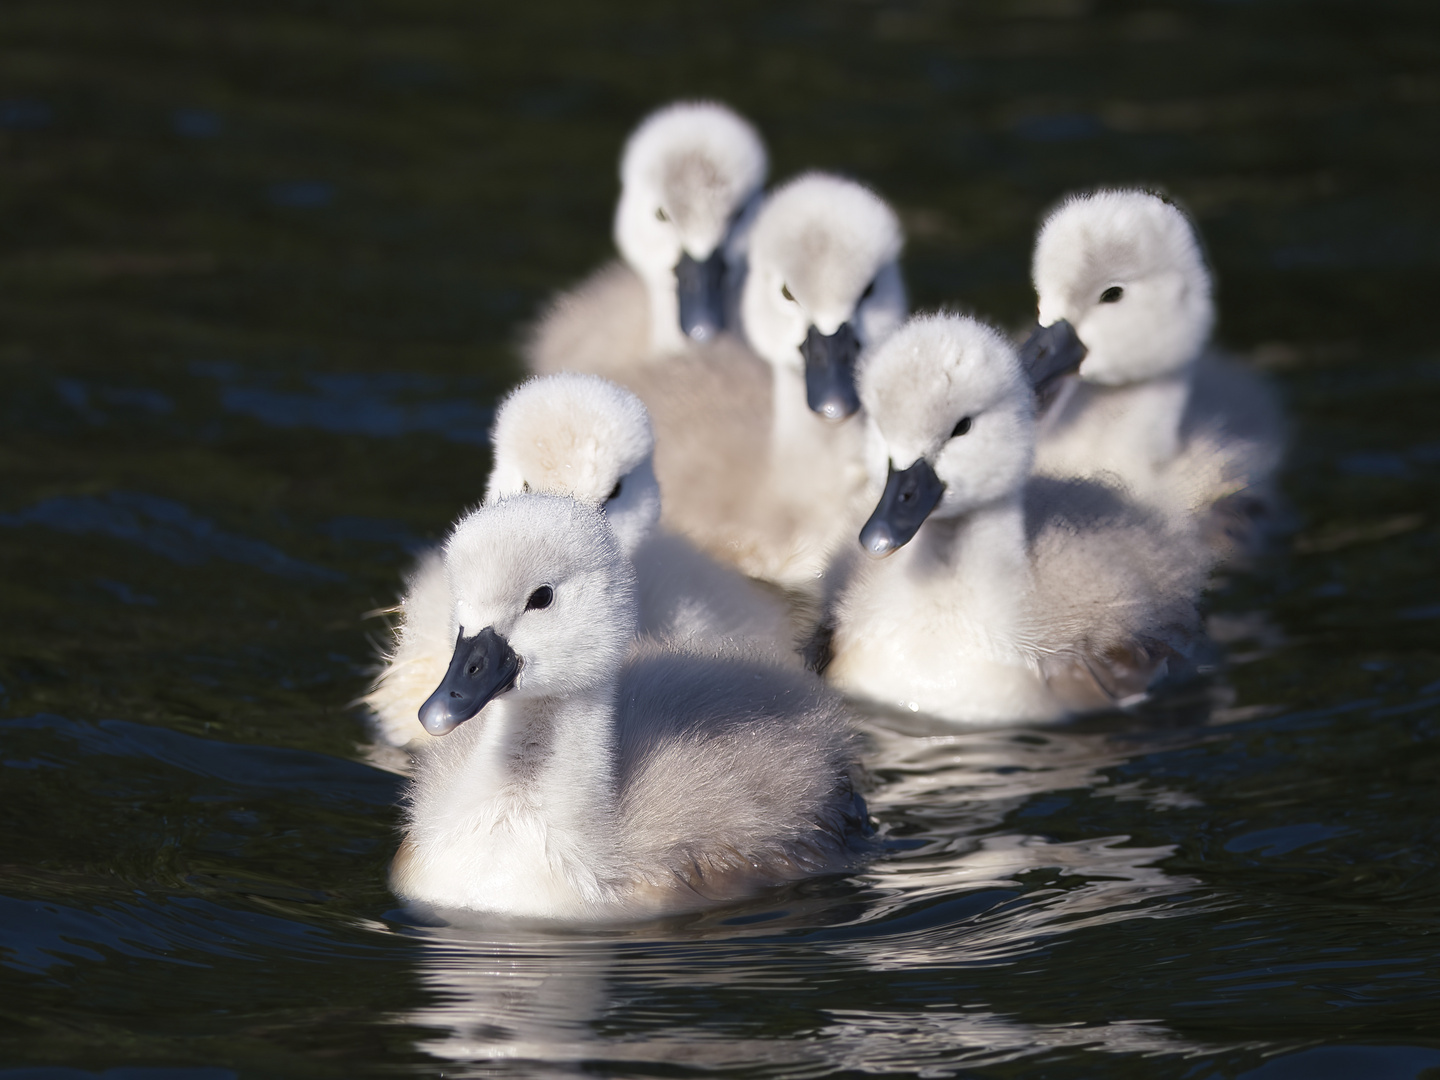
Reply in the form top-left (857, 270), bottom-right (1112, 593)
top-left (459, 683), bottom-right (621, 844)
top-left (914, 492), bottom-right (1032, 632)
top-left (769, 358), bottom-right (856, 461)
top-left (641, 268), bottom-right (686, 355)
top-left (1089, 368), bottom-right (1193, 469)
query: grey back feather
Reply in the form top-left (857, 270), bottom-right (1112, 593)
top-left (613, 640), bottom-right (868, 896)
top-left (1022, 475), bottom-right (1212, 709)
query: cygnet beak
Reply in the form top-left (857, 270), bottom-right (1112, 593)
top-left (418, 627), bottom-right (520, 736)
top-left (801, 322), bottom-right (862, 420)
top-left (859, 458), bottom-right (946, 557)
top-left (675, 250), bottom-right (726, 343)
top-left (1017, 319), bottom-right (1087, 409)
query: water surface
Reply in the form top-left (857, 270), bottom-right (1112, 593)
top-left (2, 1), bottom-right (1439, 1076)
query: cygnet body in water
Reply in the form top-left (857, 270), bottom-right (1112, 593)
top-left (391, 494), bottom-right (869, 922)
top-left (1022, 189), bottom-right (1284, 555)
top-left (825, 313), bottom-right (1211, 724)
top-left (633, 172), bottom-right (908, 593)
top-left (524, 101), bottom-right (767, 378)
top-left (365, 374), bottom-right (800, 750)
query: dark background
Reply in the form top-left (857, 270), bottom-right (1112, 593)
top-left (2, 1), bottom-right (1439, 1077)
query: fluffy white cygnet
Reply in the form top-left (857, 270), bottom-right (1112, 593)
top-left (635, 172), bottom-right (908, 592)
top-left (365, 373), bottom-right (799, 750)
top-left (825, 313), bottom-right (1211, 725)
top-left (524, 101), bottom-right (768, 377)
top-left (1024, 189), bottom-right (1283, 553)
top-left (390, 494), bottom-right (868, 922)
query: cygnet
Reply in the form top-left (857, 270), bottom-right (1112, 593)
top-left (825, 313), bottom-right (1211, 724)
top-left (365, 374), bottom-right (800, 750)
top-left (524, 101), bottom-right (768, 377)
top-left (390, 494), bottom-right (869, 922)
top-left (634, 172), bottom-right (908, 592)
top-left (1021, 189), bottom-right (1284, 554)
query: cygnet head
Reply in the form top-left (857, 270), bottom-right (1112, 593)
top-left (1028, 189), bottom-right (1214, 387)
top-left (418, 495), bottom-right (638, 735)
top-left (856, 313), bottom-right (1035, 556)
top-left (741, 172), bottom-right (907, 421)
top-left (613, 101), bottom-right (768, 348)
top-left (486, 374), bottom-right (661, 557)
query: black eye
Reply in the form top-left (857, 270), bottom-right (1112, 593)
top-left (781, 284), bottom-right (796, 302)
top-left (951, 417), bottom-right (972, 438)
top-left (607, 479), bottom-right (623, 501)
top-left (655, 207), bottom-right (669, 222)
top-left (861, 279), bottom-right (876, 300)
top-left (526, 585), bottom-right (554, 611)
top-left (1100, 285), bottom-right (1124, 303)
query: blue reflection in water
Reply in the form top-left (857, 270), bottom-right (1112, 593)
top-left (0, 715), bottom-right (400, 980)
top-left (0, 492), bottom-right (341, 581)
top-left (1238, 1044), bottom-right (1440, 1080)
top-left (0, 715), bottom-right (397, 804)
top-left (0, 99), bottom-right (52, 129)
top-left (267, 181), bottom-right (335, 208)
top-left (172, 108), bottom-right (223, 138)
top-left (1224, 823), bottom-right (1346, 857)
top-left (194, 365), bottom-right (493, 444)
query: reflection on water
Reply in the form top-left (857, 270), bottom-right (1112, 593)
top-left (401, 717), bottom-right (1231, 1074)
top-left (2, 0), bottom-right (1439, 1074)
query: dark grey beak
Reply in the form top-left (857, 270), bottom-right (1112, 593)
top-left (1017, 319), bottom-right (1087, 410)
top-left (417, 627), bottom-right (520, 736)
top-left (859, 458), bottom-right (946, 557)
top-left (676, 250), bottom-right (726, 343)
top-left (801, 322), bottom-right (862, 420)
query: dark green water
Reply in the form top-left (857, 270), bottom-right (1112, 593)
top-left (2, 1), bottom-right (1439, 1076)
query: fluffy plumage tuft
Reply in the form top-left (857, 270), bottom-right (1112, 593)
top-left (617, 101), bottom-right (768, 262)
top-left (858, 313), bottom-right (1033, 505)
top-left (742, 172), bottom-right (906, 366)
top-left (1032, 189), bottom-right (1213, 386)
top-left (442, 495), bottom-right (638, 700)
top-left (487, 373), bottom-right (654, 510)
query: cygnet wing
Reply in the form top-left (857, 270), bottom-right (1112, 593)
top-left (632, 531), bottom-right (799, 660)
top-left (364, 548), bottom-right (456, 750)
top-left (627, 338), bottom-right (772, 547)
top-left (1178, 349), bottom-right (1287, 556)
top-left (1022, 475), bottom-right (1211, 711)
top-left (632, 336), bottom-right (868, 588)
top-left (522, 261), bottom-right (653, 378)
top-left (614, 642), bottom-right (869, 900)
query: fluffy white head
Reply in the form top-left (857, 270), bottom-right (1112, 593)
top-left (443, 495), bottom-right (638, 700)
top-left (614, 102), bottom-right (767, 275)
top-left (486, 374), bottom-right (661, 557)
top-left (741, 172), bottom-right (907, 372)
top-left (859, 313), bottom-right (1035, 518)
top-left (1032, 190), bottom-right (1214, 386)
